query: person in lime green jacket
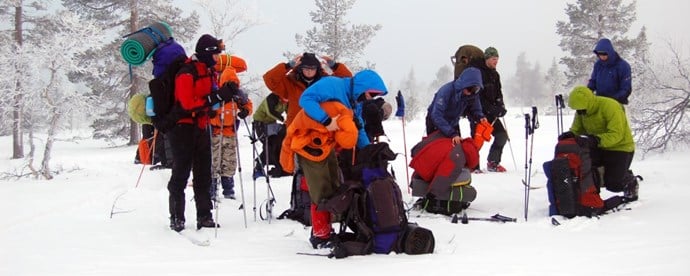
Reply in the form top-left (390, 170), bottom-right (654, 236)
top-left (560, 86), bottom-right (638, 201)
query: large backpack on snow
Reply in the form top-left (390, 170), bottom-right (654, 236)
top-left (409, 132), bottom-right (478, 215)
top-left (276, 169), bottom-right (312, 226)
top-left (544, 136), bottom-right (605, 218)
top-left (320, 143), bottom-right (435, 258)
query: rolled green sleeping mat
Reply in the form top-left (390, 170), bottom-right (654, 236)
top-left (120, 21), bottom-right (173, 66)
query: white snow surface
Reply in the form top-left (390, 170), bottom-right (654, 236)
top-left (1, 112), bottom-right (688, 276)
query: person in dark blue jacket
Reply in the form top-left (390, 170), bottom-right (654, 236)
top-left (425, 67), bottom-right (486, 146)
top-left (587, 38), bottom-right (632, 105)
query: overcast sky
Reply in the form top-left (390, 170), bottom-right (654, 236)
top-left (180, 0), bottom-right (690, 87)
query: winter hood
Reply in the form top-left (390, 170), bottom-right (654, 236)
top-left (568, 86), bottom-right (596, 110)
top-left (453, 67), bottom-right (484, 92)
top-left (351, 70), bottom-right (388, 101)
top-left (593, 38), bottom-right (620, 65)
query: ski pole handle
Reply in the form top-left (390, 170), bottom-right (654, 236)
top-left (531, 106), bottom-right (539, 131)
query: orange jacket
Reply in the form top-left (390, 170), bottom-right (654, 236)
top-left (209, 100), bottom-right (253, 136)
top-left (263, 63), bottom-right (352, 126)
top-left (280, 101), bottom-right (358, 173)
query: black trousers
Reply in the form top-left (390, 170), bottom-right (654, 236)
top-left (590, 148), bottom-right (634, 192)
top-left (166, 124), bottom-right (213, 221)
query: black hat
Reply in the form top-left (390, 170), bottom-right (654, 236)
top-left (300, 53), bottom-right (320, 69)
top-left (195, 34), bottom-right (222, 56)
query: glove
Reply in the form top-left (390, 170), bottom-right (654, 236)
top-left (207, 82), bottom-right (239, 105)
top-left (237, 107), bottom-right (249, 119)
top-left (395, 91), bottom-right (405, 117)
top-left (558, 131), bottom-right (576, 140)
top-left (586, 134), bottom-right (600, 148)
top-left (496, 105), bottom-right (507, 117)
top-left (208, 109), bottom-right (218, 119)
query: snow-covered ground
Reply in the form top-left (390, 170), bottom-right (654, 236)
top-left (1, 111), bottom-right (688, 276)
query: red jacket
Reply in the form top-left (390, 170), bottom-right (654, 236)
top-left (174, 58), bottom-right (216, 129)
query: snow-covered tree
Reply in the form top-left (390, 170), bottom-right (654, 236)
top-left (63, 0), bottom-right (199, 145)
top-left (507, 52), bottom-right (547, 107)
top-left (629, 42), bottom-right (690, 154)
top-left (429, 65), bottom-right (453, 91)
top-left (399, 68), bottom-right (425, 121)
top-left (21, 10), bottom-right (104, 179)
top-left (0, 0), bottom-right (50, 159)
top-left (294, 0), bottom-right (382, 71)
top-left (556, 0), bottom-right (648, 87)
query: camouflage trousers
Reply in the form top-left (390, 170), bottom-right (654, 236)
top-left (211, 134), bottom-right (238, 178)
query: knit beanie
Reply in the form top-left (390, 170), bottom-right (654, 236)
top-left (195, 34), bottom-right (222, 67)
top-left (484, 47), bottom-right (499, 59)
top-left (300, 53), bottom-right (320, 69)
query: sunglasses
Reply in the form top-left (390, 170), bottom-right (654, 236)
top-left (596, 51), bottom-right (608, 56)
top-left (204, 46), bottom-right (218, 52)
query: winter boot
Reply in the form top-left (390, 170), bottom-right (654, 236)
top-left (169, 217), bottom-right (185, 232)
top-left (487, 161), bottom-right (507, 172)
top-left (309, 203), bottom-right (333, 249)
top-left (253, 162), bottom-right (265, 180)
top-left (196, 216), bottom-right (220, 230)
top-left (623, 170), bottom-right (640, 202)
top-left (221, 176), bottom-right (235, 199)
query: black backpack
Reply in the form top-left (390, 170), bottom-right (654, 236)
top-left (147, 55), bottom-right (198, 133)
top-left (277, 170), bottom-right (312, 226)
top-left (320, 143), bottom-right (435, 258)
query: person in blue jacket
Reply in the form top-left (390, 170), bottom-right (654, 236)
top-left (299, 69), bottom-right (389, 149)
top-left (425, 67), bottom-right (487, 146)
top-left (587, 38), bottom-right (632, 105)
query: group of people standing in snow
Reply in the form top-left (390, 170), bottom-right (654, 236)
top-left (136, 32), bottom-right (638, 249)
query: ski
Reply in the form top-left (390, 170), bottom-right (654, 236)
top-left (551, 201), bottom-right (635, 226)
top-left (521, 179), bottom-right (543, 190)
top-left (452, 212), bottom-right (517, 224)
top-left (296, 252), bottom-right (332, 257)
top-left (177, 230), bottom-right (211, 246)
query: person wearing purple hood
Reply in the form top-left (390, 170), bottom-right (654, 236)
top-left (587, 38), bottom-right (632, 105)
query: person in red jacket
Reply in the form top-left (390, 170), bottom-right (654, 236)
top-left (167, 34), bottom-right (237, 232)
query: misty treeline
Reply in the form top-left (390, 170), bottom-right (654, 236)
top-left (0, 0), bottom-right (687, 180)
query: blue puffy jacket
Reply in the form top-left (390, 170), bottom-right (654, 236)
top-left (587, 38), bottom-right (632, 104)
top-left (299, 69), bottom-right (388, 148)
top-left (427, 67), bottom-right (484, 138)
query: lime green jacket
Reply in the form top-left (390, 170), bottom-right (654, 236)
top-left (568, 86), bottom-right (635, 152)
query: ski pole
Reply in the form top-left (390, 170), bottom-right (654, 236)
top-left (523, 113), bottom-right (531, 221)
top-left (232, 104), bottom-right (248, 228)
top-left (213, 102), bottom-right (226, 237)
top-left (524, 106), bottom-right (539, 221)
top-left (242, 118), bottom-right (277, 222)
top-left (555, 94), bottom-right (565, 136)
top-left (500, 117), bottom-right (518, 172)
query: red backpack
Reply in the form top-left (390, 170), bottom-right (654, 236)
top-left (545, 137), bottom-right (604, 218)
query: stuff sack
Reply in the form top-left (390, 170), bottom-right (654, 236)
top-left (137, 137), bottom-right (153, 165)
top-left (277, 170), bottom-right (312, 226)
top-left (147, 40), bottom-right (195, 133)
top-left (544, 136), bottom-right (604, 218)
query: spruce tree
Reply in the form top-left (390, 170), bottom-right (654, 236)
top-left (294, 0), bottom-right (381, 71)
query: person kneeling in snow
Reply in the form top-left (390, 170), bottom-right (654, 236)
top-left (560, 86), bottom-right (638, 201)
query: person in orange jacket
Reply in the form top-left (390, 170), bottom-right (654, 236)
top-left (279, 101), bottom-right (358, 249)
top-left (263, 52), bottom-right (352, 127)
top-left (209, 55), bottom-right (252, 200)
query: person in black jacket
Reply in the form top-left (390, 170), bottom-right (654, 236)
top-left (470, 47), bottom-right (509, 173)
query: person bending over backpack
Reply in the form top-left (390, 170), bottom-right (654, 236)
top-left (167, 34), bottom-right (238, 232)
top-left (425, 67), bottom-right (487, 146)
top-left (285, 69), bottom-right (388, 249)
top-left (559, 86), bottom-right (638, 201)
